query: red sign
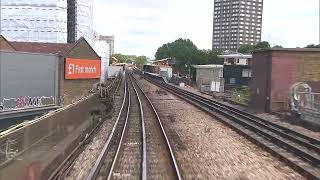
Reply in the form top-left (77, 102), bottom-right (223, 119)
top-left (65, 58), bottom-right (101, 79)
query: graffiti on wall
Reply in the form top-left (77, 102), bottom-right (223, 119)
top-left (0, 96), bottom-right (55, 111)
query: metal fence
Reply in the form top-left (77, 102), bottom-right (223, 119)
top-left (296, 92), bottom-right (320, 125)
top-left (296, 92), bottom-right (320, 112)
top-left (0, 75), bottom-right (121, 180)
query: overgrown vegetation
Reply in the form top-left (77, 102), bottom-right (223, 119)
top-left (230, 87), bottom-right (251, 105)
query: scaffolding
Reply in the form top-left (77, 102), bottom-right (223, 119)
top-left (75, 0), bottom-right (93, 45)
top-left (0, 0), bottom-right (68, 43)
top-left (93, 40), bottom-right (110, 83)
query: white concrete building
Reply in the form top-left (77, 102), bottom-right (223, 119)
top-left (218, 54), bottom-right (252, 66)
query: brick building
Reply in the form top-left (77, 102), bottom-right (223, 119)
top-left (250, 48), bottom-right (320, 112)
top-left (0, 35), bottom-right (101, 106)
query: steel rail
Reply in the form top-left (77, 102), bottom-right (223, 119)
top-left (166, 81), bottom-right (320, 149)
top-left (130, 76), bottom-right (147, 180)
top-left (141, 72), bottom-right (320, 180)
top-left (131, 74), bottom-right (183, 180)
top-left (49, 75), bottom-right (122, 180)
top-left (106, 79), bottom-right (131, 180)
top-left (150, 78), bottom-right (320, 163)
top-left (138, 70), bottom-right (319, 147)
top-left (86, 73), bottom-right (129, 180)
top-left (153, 79), bottom-right (320, 155)
top-left (144, 75), bottom-right (320, 150)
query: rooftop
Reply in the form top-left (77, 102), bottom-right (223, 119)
top-left (255, 48), bottom-right (320, 53)
top-left (9, 41), bottom-right (74, 56)
top-left (192, 64), bottom-right (224, 69)
top-left (218, 54), bottom-right (252, 59)
top-left (0, 35), bottom-right (94, 57)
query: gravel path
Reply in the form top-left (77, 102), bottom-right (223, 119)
top-left (137, 76), bottom-right (304, 180)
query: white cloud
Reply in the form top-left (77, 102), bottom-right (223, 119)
top-left (94, 0), bottom-right (319, 58)
top-left (262, 0), bottom-right (319, 47)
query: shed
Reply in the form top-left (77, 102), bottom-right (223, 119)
top-left (250, 48), bottom-right (320, 112)
top-left (193, 65), bottom-right (224, 92)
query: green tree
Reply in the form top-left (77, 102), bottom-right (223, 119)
top-left (238, 41), bottom-right (271, 54)
top-left (238, 44), bottom-right (255, 54)
top-left (199, 49), bottom-right (223, 64)
top-left (305, 44), bottom-right (320, 48)
top-left (255, 41), bottom-right (271, 49)
top-left (135, 56), bottom-right (148, 69)
top-left (272, 45), bottom-right (283, 48)
top-left (112, 53), bottom-right (148, 68)
top-left (155, 38), bottom-right (221, 74)
top-left (112, 53), bottom-right (138, 63)
top-left (113, 53), bottom-right (128, 63)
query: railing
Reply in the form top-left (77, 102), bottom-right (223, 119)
top-left (296, 92), bottom-right (320, 112)
top-left (296, 92), bottom-right (320, 125)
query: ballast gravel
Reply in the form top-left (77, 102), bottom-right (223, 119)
top-left (136, 76), bottom-right (304, 180)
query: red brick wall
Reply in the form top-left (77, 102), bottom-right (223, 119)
top-left (58, 58), bottom-right (99, 105)
top-left (270, 54), bottom-right (298, 111)
top-left (0, 37), bottom-right (15, 51)
top-left (269, 51), bottom-right (320, 112)
top-left (58, 39), bottom-right (101, 106)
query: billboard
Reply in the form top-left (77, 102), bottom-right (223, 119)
top-left (65, 58), bottom-right (101, 79)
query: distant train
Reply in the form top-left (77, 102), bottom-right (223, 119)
top-left (143, 65), bottom-right (160, 74)
top-left (143, 65), bottom-right (172, 79)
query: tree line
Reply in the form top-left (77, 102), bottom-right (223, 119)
top-left (112, 39), bottom-right (320, 74)
top-left (112, 54), bottom-right (148, 69)
top-left (155, 38), bottom-right (320, 74)
top-left (155, 38), bottom-right (223, 73)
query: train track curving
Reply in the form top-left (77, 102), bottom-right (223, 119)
top-left (49, 75), bottom-right (122, 180)
top-left (86, 72), bottom-right (181, 180)
top-left (140, 71), bottom-right (320, 180)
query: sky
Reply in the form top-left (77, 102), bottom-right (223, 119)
top-left (93, 0), bottom-right (320, 58)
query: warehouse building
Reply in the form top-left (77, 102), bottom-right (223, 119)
top-left (250, 48), bottom-right (320, 113)
top-left (0, 35), bottom-right (101, 108)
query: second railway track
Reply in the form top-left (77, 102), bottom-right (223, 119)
top-left (86, 72), bottom-right (181, 180)
top-left (140, 71), bottom-right (320, 180)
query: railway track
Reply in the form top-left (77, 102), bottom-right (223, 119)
top-left (49, 75), bottom-right (123, 180)
top-left (86, 72), bottom-right (181, 180)
top-left (141, 72), bottom-right (320, 180)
